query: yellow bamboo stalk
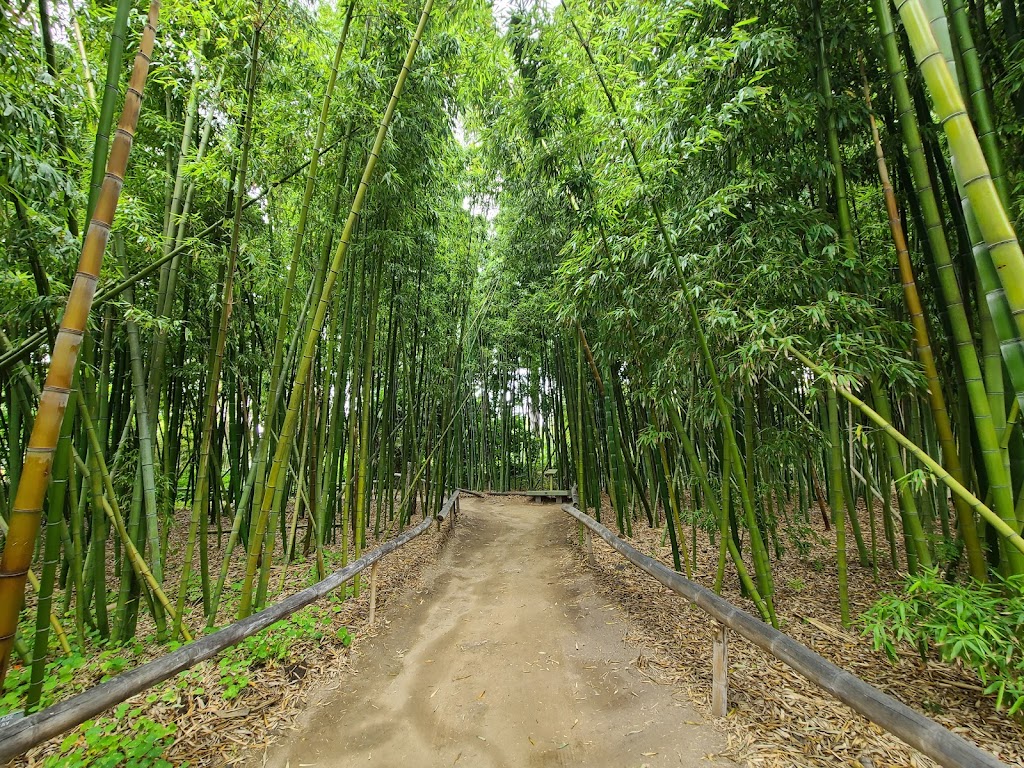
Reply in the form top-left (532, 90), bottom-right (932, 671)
top-left (238, 0), bottom-right (437, 617)
top-left (0, 0), bottom-right (161, 684)
top-left (862, 67), bottom-right (986, 579)
top-left (0, 518), bottom-right (71, 656)
top-left (98, 497), bottom-right (192, 642)
top-left (786, 345), bottom-right (1024, 564)
top-left (895, 0), bottom-right (1024, 343)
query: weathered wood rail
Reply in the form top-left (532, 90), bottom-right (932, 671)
top-left (490, 489), bottom-right (571, 504)
top-left (561, 502), bottom-right (1008, 768)
top-left (0, 492), bottom-right (460, 763)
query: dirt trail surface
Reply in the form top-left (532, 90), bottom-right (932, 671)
top-left (253, 496), bottom-right (732, 767)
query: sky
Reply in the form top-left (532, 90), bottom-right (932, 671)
top-left (490, 0), bottom-right (560, 33)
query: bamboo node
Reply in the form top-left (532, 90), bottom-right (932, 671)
top-left (918, 50), bottom-right (947, 69)
top-left (959, 169), bottom-right (993, 187)
top-left (937, 109), bottom-right (966, 126)
top-left (53, 327), bottom-right (84, 340)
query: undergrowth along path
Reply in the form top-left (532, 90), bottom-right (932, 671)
top-left (252, 496), bottom-right (732, 767)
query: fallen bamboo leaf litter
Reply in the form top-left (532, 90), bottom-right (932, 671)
top-left (562, 495), bottom-right (1024, 768)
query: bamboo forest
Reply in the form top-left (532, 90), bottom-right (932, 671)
top-left (2, 0), bottom-right (1024, 761)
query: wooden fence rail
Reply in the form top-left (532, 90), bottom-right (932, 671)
top-left (560, 502), bottom-right (1008, 768)
top-left (0, 492), bottom-right (460, 762)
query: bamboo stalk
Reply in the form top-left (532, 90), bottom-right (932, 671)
top-left (0, 0), bottom-right (161, 685)
top-left (119, 243), bottom-right (164, 610)
top-left (861, 67), bottom-right (985, 578)
top-left (0, 516), bottom-right (71, 657)
top-left (177, 27), bottom-right (262, 640)
top-left (74, 392), bottom-right (193, 640)
top-left (238, 0), bottom-right (438, 617)
top-left (250, 4), bottom-right (354, 560)
top-left (895, 0), bottom-right (1024, 348)
top-left (874, 0), bottom-right (1023, 567)
top-left (786, 345), bottom-right (1024, 567)
top-left (85, 0), bottom-right (133, 224)
top-left (561, 0), bottom-right (777, 623)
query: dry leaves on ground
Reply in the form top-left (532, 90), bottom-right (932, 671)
top-left (561, 499), bottom-right (1024, 768)
top-left (12, 507), bottom-right (447, 768)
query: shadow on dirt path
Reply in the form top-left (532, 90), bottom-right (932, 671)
top-left (251, 496), bottom-right (733, 768)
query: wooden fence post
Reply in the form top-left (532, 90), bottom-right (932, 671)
top-left (368, 561), bottom-right (380, 626)
top-left (712, 623), bottom-right (728, 717)
top-left (586, 528), bottom-right (595, 565)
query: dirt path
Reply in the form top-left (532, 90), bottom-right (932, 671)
top-left (254, 497), bottom-right (732, 767)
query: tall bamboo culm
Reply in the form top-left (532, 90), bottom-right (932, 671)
top-left (0, 0), bottom-right (161, 686)
top-left (237, 0), bottom-right (438, 617)
top-left (895, 0), bottom-right (1024, 353)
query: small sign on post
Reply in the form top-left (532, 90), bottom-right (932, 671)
top-left (544, 467), bottom-right (557, 491)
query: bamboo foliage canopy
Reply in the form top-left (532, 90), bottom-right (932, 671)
top-left (2, 0), bottom-right (1024, 757)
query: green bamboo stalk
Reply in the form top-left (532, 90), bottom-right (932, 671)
top-left (936, 0), bottom-right (1024, 411)
top-left (251, 6), bottom-right (355, 535)
top-left (827, 390), bottom-right (850, 627)
top-left (841, 403), bottom-right (871, 567)
top-left (315, 188), bottom-right (361, 564)
top-left (119, 244), bottom-right (164, 602)
top-left (895, 0), bottom-right (1024, 352)
top-left (875, 0), bottom-right (1023, 563)
top-left (113, 464), bottom-right (145, 642)
top-left (176, 29), bottom-right (262, 637)
top-left (346, 257), bottom-right (384, 598)
top-left (945, 0), bottom-right (1009, 205)
top-left (146, 69), bottom-right (224, 431)
top-left (652, 411), bottom-right (685, 574)
top-left (787, 345), bottom-right (1024, 570)
top-left (862, 69), bottom-right (985, 578)
top-left (562, 2), bottom-right (776, 622)
top-left (666, 405), bottom-right (771, 621)
top-left (205, 458), bottom-right (260, 628)
top-left (238, 0), bottom-right (436, 617)
top-left (874, 381), bottom-right (931, 571)
top-left (74, 390), bottom-right (192, 639)
top-left (813, 0), bottom-right (858, 267)
top-left (85, 0), bottom-right (133, 224)
top-left (0, 128), bottom-right (358, 376)
top-left (715, 425), bottom-right (730, 594)
top-left (65, 0), bottom-right (97, 111)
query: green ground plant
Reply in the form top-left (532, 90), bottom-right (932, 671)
top-left (865, 571), bottom-right (1024, 715)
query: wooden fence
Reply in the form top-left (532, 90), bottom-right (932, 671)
top-left (561, 502), bottom-right (1008, 768)
top-left (0, 492), bottom-right (460, 762)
